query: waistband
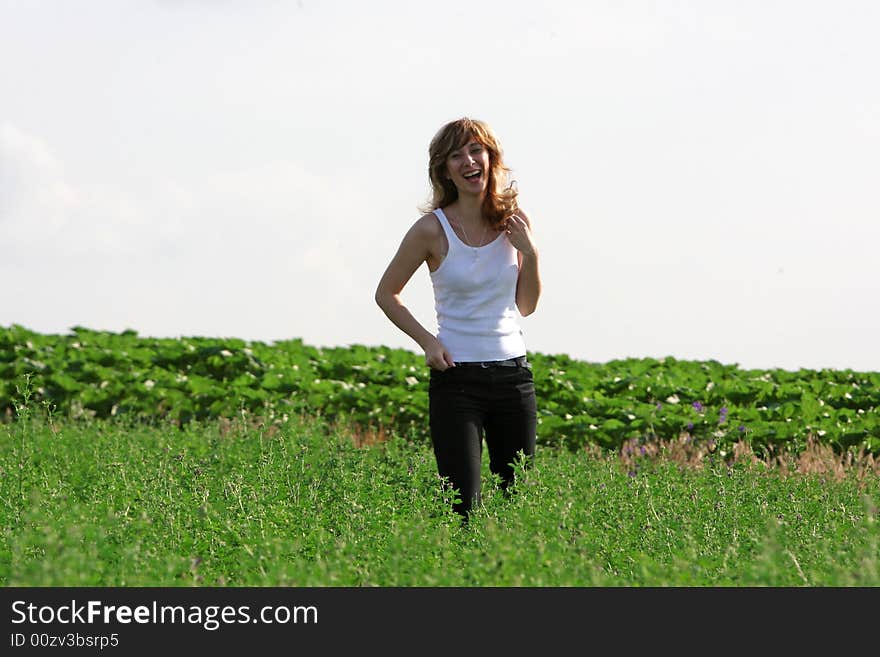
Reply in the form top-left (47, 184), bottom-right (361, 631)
top-left (453, 356), bottom-right (530, 369)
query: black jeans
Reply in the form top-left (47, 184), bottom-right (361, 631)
top-left (428, 361), bottom-right (537, 516)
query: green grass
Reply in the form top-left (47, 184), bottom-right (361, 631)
top-left (1, 408), bottom-right (877, 586)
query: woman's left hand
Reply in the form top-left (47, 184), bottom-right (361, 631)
top-left (506, 214), bottom-right (537, 257)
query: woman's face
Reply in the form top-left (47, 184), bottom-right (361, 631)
top-left (445, 138), bottom-right (490, 196)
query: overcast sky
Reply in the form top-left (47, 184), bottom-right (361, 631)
top-left (2, 0), bottom-right (878, 372)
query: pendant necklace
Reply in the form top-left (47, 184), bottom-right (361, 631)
top-left (456, 217), bottom-right (488, 260)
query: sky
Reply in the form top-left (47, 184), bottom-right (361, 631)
top-left (2, 0), bottom-right (879, 373)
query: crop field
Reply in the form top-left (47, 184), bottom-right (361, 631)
top-left (1, 325), bottom-right (878, 586)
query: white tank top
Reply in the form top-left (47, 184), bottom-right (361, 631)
top-left (429, 208), bottom-right (527, 362)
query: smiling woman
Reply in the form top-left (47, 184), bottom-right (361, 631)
top-left (374, 117), bottom-right (542, 519)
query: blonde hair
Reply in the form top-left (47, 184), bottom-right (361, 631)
top-left (421, 117), bottom-right (518, 229)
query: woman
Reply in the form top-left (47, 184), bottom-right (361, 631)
top-left (375, 117), bottom-right (541, 517)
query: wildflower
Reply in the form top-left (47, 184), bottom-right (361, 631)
top-left (719, 406), bottom-right (728, 424)
top-left (687, 422), bottom-right (694, 431)
top-left (738, 425), bottom-right (746, 432)
top-left (692, 401), bottom-right (703, 412)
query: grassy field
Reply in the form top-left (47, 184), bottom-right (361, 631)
top-left (2, 403), bottom-right (877, 587)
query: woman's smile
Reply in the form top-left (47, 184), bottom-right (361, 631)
top-left (462, 168), bottom-right (482, 183)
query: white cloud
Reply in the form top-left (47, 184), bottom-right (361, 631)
top-left (0, 123), bottom-right (77, 238)
top-left (0, 123), bottom-right (156, 261)
top-left (0, 122), bottom-right (384, 346)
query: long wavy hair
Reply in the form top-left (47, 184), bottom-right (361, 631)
top-left (421, 117), bottom-right (518, 230)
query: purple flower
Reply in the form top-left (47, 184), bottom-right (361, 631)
top-left (639, 446), bottom-right (646, 455)
top-left (687, 422), bottom-right (694, 431)
top-left (738, 425), bottom-right (746, 432)
top-left (692, 401), bottom-right (703, 412)
top-left (655, 402), bottom-right (663, 410)
top-left (719, 406), bottom-right (728, 424)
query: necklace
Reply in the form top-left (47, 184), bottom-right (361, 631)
top-left (454, 215), bottom-right (488, 259)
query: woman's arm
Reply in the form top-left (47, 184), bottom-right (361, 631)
top-left (375, 216), bottom-right (456, 370)
top-left (508, 210), bottom-right (541, 316)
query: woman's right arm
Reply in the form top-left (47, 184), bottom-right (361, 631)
top-left (374, 216), bottom-right (455, 370)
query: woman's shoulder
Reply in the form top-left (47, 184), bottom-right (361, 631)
top-left (412, 211), bottom-right (443, 237)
